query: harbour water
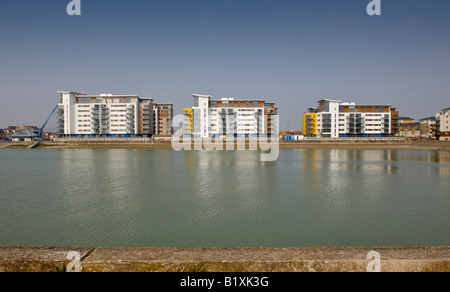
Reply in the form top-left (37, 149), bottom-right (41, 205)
top-left (0, 148), bottom-right (449, 247)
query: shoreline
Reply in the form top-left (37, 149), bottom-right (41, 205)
top-left (1, 140), bottom-right (450, 150)
top-left (0, 246), bottom-right (449, 272)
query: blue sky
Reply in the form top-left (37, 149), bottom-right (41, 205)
top-left (1, 0), bottom-right (450, 130)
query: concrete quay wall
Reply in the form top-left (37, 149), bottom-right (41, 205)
top-left (0, 246), bottom-right (448, 272)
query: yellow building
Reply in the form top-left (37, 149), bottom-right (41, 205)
top-left (303, 113), bottom-right (317, 136)
top-left (183, 108), bottom-right (193, 134)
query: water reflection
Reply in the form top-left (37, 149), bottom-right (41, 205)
top-left (300, 149), bottom-right (399, 174)
top-left (1, 148), bottom-right (448, 247)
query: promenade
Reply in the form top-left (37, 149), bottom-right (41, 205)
top-left (0, 246), bottom-right (448, 272)
top-left (1, 140), bottom-right (450, 150)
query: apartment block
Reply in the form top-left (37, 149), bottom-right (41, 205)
top-left (153, 104), bottom-right (174, 136)
top-left (183, 94), bottom-right (278, 138)
top-left (398, 122), bottom-right (421, 140)
top-left (437, 107), bottom-right (450, 141)
top-left (303, 99), bottom-right (400, 138)
top-left (419, 117), bottom-right (438, 139)
top-left (57, 91), bottom-right (173, 137)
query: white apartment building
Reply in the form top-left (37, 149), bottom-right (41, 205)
top-left (184, 94), bottom-right (278, 138)
top-left (58, 91), bottom-right (171, 137)
top-left (304, 99), bottom-right (400, 138)
top-left (437, 107), bottom-right (450, 141)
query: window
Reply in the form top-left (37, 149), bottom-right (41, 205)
top-left (78, 98), bottom-right (91, 104)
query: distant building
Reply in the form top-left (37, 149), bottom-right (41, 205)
top-left (419, 117), bottom-right (438, 140)
top-left (399, 122), bottom-right (421, 140)
top-left (10, 128), bottom-right (40, 142)
top-left (183, 94), bottom-right (278, 138)
top-left (153, 104), bottom-right (174, 136)
top-left (57, 91), bottom-right (173, 137)
top-left (302, 99), bottom-right (400, 138)
top-left (280, 131), bottom-right (304, 141)
top-left (398, 117), bottom-right (415, 125)
top-left (0, 129), bottom-right (6, 140)
top-left (436, 107), bottom-right (450, 141)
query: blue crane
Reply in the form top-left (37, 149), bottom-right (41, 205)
top-left (35, 104), bottom-right (59, 140)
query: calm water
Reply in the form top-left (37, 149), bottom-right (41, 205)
top-left (0, 148), bottom-right (449, 247)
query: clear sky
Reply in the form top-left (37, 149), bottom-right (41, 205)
top-left (1, 0), bottom-right (450, 131)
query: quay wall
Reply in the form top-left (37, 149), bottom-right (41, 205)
top-left (0, 246), bottom-right (448, 272)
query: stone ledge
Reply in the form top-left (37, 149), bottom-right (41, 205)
top-left (0, 246), bottom-right (95, 272)
top-left (0, 246), bottom-right (448, 272)
top-left (81, 247), bottom-right (450, 272)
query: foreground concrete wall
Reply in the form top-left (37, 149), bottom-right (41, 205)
top-left (0, 246), bottom-right (95, 272)
top-left (0, 246), bottom-right (448, 272)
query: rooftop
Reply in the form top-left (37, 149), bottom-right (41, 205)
top-left (318, 99), bottom-right (341, 103)
top-left (419, 117), bottom-right (436, 121)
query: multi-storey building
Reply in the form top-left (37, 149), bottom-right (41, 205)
top-left (437, 107), bottom-right (450, 141)
top-left (419, 117), bottom-right (438, 139)
top-left (183, 94), bottom-right (278, 138)
top-left (399, 122), bottom-right (421, 140)
top-left (303, 99), bottom-right (400, 138)
top-left (398, 117), bottom-right (415, 125)
top-left (57, 91), bottom-right (173, 137)
top-left (153, 103), bottom-right (174, 136)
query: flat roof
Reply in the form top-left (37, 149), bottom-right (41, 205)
top-left (192, 94), bottom-right (212, 98)
top-left (78, 94), bottom-right (140, 97)
top-left (318, 99), bottom-right (341, 103)
top-left (352, 104), bottom-right (393, 107)
top-left (210, 99), bottom-right (267, 102)
top-left (58, 91), bottom-right (86, 95)
top-left (419, 117), bottom-right (436, 121)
